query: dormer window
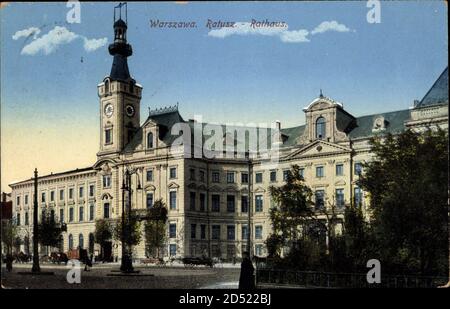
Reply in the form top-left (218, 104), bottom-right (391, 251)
top-left (147, 132), bottom-right (154, 149)
top-left (316, 116), bottom-right (326, 139)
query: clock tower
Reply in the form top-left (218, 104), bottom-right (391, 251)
top-left (97, 4), bottom-right (142, 157)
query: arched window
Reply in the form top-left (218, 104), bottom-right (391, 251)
top-left (68, 234), bottom-right (73, 250)
top-left (79, 234), bottom-right (84, 249)
top-left (147, 132), bottom-right (154, 149)
top-left (104, 80), bottom-right (110, 94)
top-left (316, 117), bottom-right (326, 139)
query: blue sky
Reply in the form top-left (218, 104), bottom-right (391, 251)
top-left (0, 1), bottom-right (448, 191)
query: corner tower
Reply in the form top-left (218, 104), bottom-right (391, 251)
top-left (97, 3), bottom-right (142, 157)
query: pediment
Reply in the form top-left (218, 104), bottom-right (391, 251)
top-left (254, 186), bottom-right (266, 193)
top-left (101, 193), bottom-right (113, 200)
top-left (187, 182), bottom-right (197, 189)
top-left (145, 184), bottom-right (156, 191)
top-left (288, 140), bottom-right (351, 159)
top-left (209, 185), bottom-right (222, 192)
top-left (168, 182), bottom-right (180, 189)
top-left (335, 180), bottom-right (346, 186)
top-left (225, 185), bottom-right (239, 192)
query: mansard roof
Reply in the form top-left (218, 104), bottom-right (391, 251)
top-left (416, 67), bottom-right (448, 108)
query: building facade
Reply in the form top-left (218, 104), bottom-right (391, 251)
top-left (9, 15), bottom-right (449, 261)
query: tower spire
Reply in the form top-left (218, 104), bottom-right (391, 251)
top-left (109, 3), bottom-right (133, 81)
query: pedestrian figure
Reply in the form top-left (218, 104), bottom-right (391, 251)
top-left (6, 253), bottom-right (14, 272)
top-left (239, 251), bottom-right (255, 289)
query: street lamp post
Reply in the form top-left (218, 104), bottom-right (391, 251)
top-left (247, 154), bottom-right (253, 259)
top-left (32, 168), bottom-right (40, 273)
top-left (120, 167), bottom-right (142, 273)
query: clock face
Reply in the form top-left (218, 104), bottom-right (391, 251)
top-left (104, 104), bottom-right (114, 118)
top-left (126, 105), bottom-right (135, 117)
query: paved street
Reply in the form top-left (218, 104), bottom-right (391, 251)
top-left (1, 262), bottom-right (241, 289)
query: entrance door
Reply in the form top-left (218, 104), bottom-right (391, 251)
top-left (103, 241), bottom-right (112, 262)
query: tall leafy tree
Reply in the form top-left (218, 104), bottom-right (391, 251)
top-left (1, 218), bottom-right (19, 254)
top-left (359, 129), bottom-right (448, 275)
top-left (37, 209), bottom-right (66, 253)
top-left (94, 219), bottom-right (113, 257)
top-left (144, 199), bottom-right (168, 258)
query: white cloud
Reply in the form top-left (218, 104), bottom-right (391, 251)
top-left (208, 22), bottom-right (287, 39)
top-left (12, 27), bottom-right (41, 40)
top-left (83, 37), bottom-right (108, 52)
top-left (280, 29), bottom-right (310, 43)
top-left (17, 26), bottom-right (108, 55)
top-left (21, 26), bottom-right (78, 55)
top-left (311, 21), bottom-right (351, 35)
top-left (208, 20), bottom-right (353, 43)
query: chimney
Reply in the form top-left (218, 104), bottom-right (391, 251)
top-left (413, 99), bottom-right (420, 107)
top-left (2, 192), bottom-right (6, 203)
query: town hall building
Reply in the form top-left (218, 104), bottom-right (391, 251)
top-left (9, 12), bottom-right (449, 262)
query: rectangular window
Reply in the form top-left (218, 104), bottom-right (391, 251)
top-left (199, 193), bottom-right (206, 212)
top-left (354, 163), bottom-right (363, 175)
top-left (315, 190), bottom-right (325, 210)
top-left (212, 171), bottom-right (220, 183)
top-left (189, 192), bottom-right (196, 211)
top-left (200, 225), bottom-right (206, 240)
top-left (199, 170), bottom-right (205, 182)
top-left (41, 192), bottom-right (46, 203)
top-left (169, 244), bottom-right (177, 256)
top-left (336, 189), bottom-right (345, 208)
top-left (255, 244), bottom-right (263, 256)
top-left (241, 172), bottom-right (249, 184)
top-left (191, 224), bottom-right (196, 239)
top-left (169, 223), bottom-right (176, 238)
top-left (255, 173), bottom-right (263, 183)
top-left (79, 206), bottom-right (84, 222)
top-left (60, 189), bottom-right (64, 201)
top-left (283, 170), bottom-right (289, 181)
top-left (354, 187), bottom-right (363, 207)
top-left (79, 187), bottom-right (84, 199)
top-left (336, 164), bottom-right (344, 176)
top-left (255, 225), bottom-right (263, 239)
top-left (50, 191), bottom-right (55, 202)
top-left (169, 167), bottom-right (177, 179)
top-left (89, 204), bottom-right (94, 221)
top-left (241, 196), bottom-right (248, 213)
top-left (146, 169), bottom-right (153, 182)
top-left (299, 168), bottom-right (305, 178)
top-left (59, 209), bottom-right (64, 223)
top-left (169, 191), bottom-right (177, 210)
top-left (25, 195), bottom-right (28, 205)
top-left (316, 166), bottom-right (324, 178)
top-left (103, 203), bottom-right (110, 219)
top-left (189, 168), bottom-right (196, 181)
top-left (69, 188), bottom-right (74, 199)
top-left (17, 213), bottom-right (21, 226)
top-left (226, 172), bottom-right (235, 183)
top-left (211, 194), bottom-right (220, 212)
top-left (242, 225), bottom-right (248, 240)
top-left (69, 208), bottom-right (74, 222)
top-left (270, 170), bottom-right (277, 182)
top-left (255, 195), bottom-right (263, 212)
top-left (212, 225), bottom-right (221, 240)
top-left (103, 176), bottom-right (111, 189)
top-left (16, 196), bottom-right (20, 206)
top-left (25, 212), bottom-right (29, 225)
top-left (146, 192), bottom-right (154, 209)
top-left (227, 225), bottom-right (235, 240)
top-left (89, 185), bottom-right (95, 197)
top-left (226, 195), bottom-right (235, 213)
top-left (105, 129), bottom-right (112, 144)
